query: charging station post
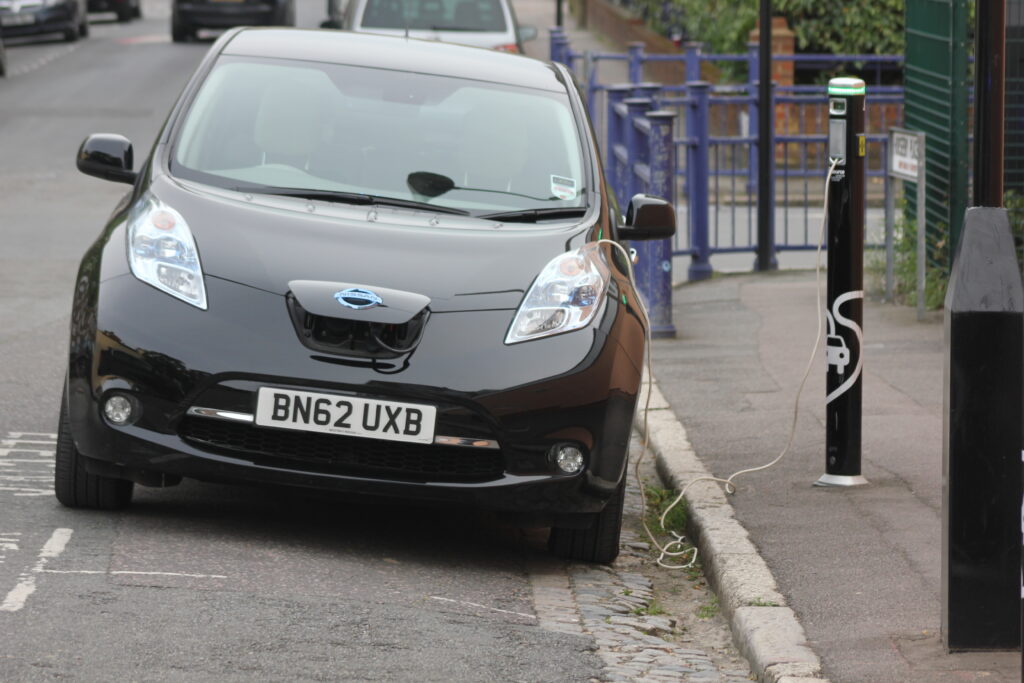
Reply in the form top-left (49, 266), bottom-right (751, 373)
top-left (816, 77), bottom-right (868, 488)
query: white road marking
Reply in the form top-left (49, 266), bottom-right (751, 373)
top-left (0, 533), bottom-right (21, 565)
top-left (6, 44), bottom-right (80, 79)
top-left (429, 596), bottom-right (536, 620)
top-left (41, 570), bottom-right (228, 579)
top-left (0, 528), bottom-right (73, 612)
top-left (1, 433), bottom-right (56, 496)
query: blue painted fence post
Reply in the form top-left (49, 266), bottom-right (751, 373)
top-left (636, 109), bottom-right (678, 338)
top-left (627, 42), bottom-right (645, 84)
top-left (605, 84), bottom-right (633, 208)
top-left (549, 27), bottom-right (564, 63)
top-left (555, 33), bottom-right (572, 68)
top-left (746, 43), bottom-right (759, 195)
top-left (686, 81), bottom-right (713, 281)
top-left (632, 82), bottom-right (661, 104)
top-left (684, 42), bottom-right (702, 82)
top-left (621, 97), bottom-right (652, 204)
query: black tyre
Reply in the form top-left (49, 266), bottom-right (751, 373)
top-left (548, 476), bottom-right (625, 564)
top-left (55, 389), bottom-right (134, 510)
top-left (78, 17), bottom-right (89, 37)
top-left (116, 5), bottom-right (132, 21)
top-left (64, 26), bottom-right (79, 42)
top-left (132, 1), bottom-right (141, 18)
top-left (171, 18), bottom-right (190, 42)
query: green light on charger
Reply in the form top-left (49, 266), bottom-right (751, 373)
top-left (828, 77), bottom-right (866, 97)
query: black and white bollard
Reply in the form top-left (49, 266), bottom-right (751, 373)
top-left (816, 77), bottom-right (869, 488)
top-left (941, 207), bottom-right (1023, 650)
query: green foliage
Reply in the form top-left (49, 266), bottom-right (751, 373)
top-left (644, 486), bottom-right (688, 534)
top-left (696, 595), bottom-right (719, 619)
top-left (678, 0), bottom-right (758, 56)
top-left (632, 600), bottom-right (668, 616)
top-left (1005, 191), bottom-right (1024, 274)
top-left (889, 209), bottom-right (949, 310)
top-left (773, 0), bottom-right (905, 55)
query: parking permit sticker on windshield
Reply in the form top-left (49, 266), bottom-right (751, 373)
top-left (551, 175), bottom-right (577, 200)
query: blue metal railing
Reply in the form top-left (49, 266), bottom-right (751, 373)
top-left (550, 29), bottom-right (905, 271)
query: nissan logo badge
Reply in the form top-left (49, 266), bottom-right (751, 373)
top-left (333, 288), bottom-right (383, 310)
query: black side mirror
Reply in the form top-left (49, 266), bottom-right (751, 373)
top-left (619, 194), bottom-right (675, 240)
top-left (77, 134), bottom-right (136, 185)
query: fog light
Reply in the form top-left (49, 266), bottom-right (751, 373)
top-left (104, 395), bottom-right (133, 425)
top-left (555, 445), bottom-right (584, 474)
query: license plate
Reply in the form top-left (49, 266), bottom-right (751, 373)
top-left (1, 13), bottom-right (35, 26)
top-left (255, 388), bottom-right (437, 445)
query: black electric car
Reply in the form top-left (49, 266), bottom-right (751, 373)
top-left (63, 28), bottom-right (675, 563)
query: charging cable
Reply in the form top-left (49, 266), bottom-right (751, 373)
top-left (600, 156), bottom-right (842, 569)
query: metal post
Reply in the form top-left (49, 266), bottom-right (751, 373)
top-left (756, 0), bottom-right (776, 272)
top-left (634, 110), bottom-right (678, 338)
top-left (683, 42), bottom-right (701, 82)
top-left (605, 85), bottom-right (633, 207)
top-left (686, 82), bottom-right (713, 281)
top-left (548, 27), bottom-right (563, 63)
top-left (627, 42), bottom-right (645, 84)
top-left (884, 174), bottom-right (895, 302)
top-left (555, 33), bottom-right (572, 68)
top-left (622, 97), bottom-right (653, 204)
top-left (815, 77), bottom-right (868, 488)
top-left (973, 0), bottom-right (1006, 207)
top-left (555, 0), bottom-right (563, 28)
top-left (942, 207), bottom-right (1023, 650)
top-left (746, 43), bottom-right (759, 196)
top-left (916, 160), bottom-right (926, 321)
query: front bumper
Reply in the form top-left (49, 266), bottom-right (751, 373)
top-left (68, 254), bottom-right (646, 516)
top-left (0, 5), bottom-right (75, 37)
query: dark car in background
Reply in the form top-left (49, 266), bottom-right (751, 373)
top-left (87, 0), bottom-right (139, 23)
top-left (0, 0), bottom-right (88, 42)
top-left (171, 0), bottom-right (293, 42)
top-left (63, 28), bottom-right (675, 564)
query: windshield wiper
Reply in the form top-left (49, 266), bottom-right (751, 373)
top-left (240, 187), bottom-right (470, 215)
top-left (477, 207), bottom-right (588, 223)
top-left (368, 195), bottom-right (470, 215)
top-left (241, 186), bottom-right (374, 205)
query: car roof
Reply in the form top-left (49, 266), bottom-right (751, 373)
top-left (222, 28), bottom-right (566, 93)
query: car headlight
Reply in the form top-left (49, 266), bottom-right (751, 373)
top-left (505, 243), bottom-right (610, 344)
top-left (127, 194), bottom-right (208, 310)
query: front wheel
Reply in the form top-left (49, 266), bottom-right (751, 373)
top-left (548, 477), bottom-right (625, 564)
top-left (171, 18), bottom-right (191, 42)
top-left (63, 26), bottom-right (79, 42)
top-left (55, 389), bottom-right (134, 510)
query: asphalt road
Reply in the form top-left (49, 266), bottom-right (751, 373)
top-left (0, 8), bottom-right (603, 680)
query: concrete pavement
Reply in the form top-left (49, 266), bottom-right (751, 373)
top-left (645, 271), bottom-right (1019, 681)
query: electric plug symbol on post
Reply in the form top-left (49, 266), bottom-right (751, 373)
top-left (825, 310), bottom-right (850, 376)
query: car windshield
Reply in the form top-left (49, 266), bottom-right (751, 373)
top-left (171, 57), bottom-right (587, 216)
top-left (361, 0), bottom-right (507, 31)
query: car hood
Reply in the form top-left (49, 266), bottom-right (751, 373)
top-left (152, 176), bottom-right (588, 313)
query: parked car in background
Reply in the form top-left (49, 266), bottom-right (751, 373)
top-left (170, 0), bottom-right (293, 42)
top-left (0, 0), bottom-right (88, 42)
top-left (326, 0), bottom-right (536, 53)
top-left (87, 0), bottom-right (139, 23)
top-left (64, 28), bottom-right (675, 564)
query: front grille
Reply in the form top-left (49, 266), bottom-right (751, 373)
top-left (287, 294), bottom-right (428, 359)
top-left (179, 417), bottom-right (504, 482)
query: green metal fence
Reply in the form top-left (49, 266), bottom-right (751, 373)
top-left (904, 0), bottom-right (971, 272)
